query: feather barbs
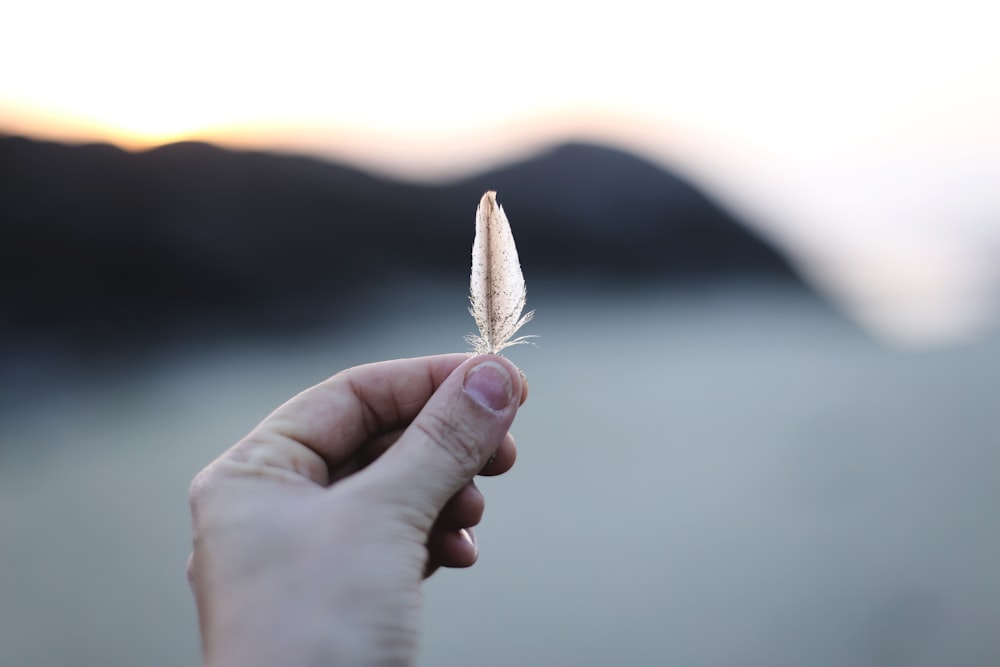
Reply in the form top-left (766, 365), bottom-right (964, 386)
top-left (466, 191), bottom-right (535, 354)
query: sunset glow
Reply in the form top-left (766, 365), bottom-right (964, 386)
top-left (3, 0), bottom-right (999, 344)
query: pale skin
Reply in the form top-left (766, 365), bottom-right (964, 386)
top-left (188, 353), bottom-right (527, 667)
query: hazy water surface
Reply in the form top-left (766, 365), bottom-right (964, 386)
top-left (1, 286), bottom-right (998, 667)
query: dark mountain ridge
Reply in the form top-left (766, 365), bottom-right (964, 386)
top-left (0, 134), bottom-right (803, 349)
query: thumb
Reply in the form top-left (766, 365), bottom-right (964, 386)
top-left (362, 354), bottom-right (523, 528)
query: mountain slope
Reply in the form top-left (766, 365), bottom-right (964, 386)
top-left (0, 135), bottom-right (803, 345)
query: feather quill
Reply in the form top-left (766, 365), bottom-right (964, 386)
top-left (466, 191), bottom-right (535, 354)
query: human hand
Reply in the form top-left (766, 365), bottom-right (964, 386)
top-left (187, 353), bottom-right (527, 667)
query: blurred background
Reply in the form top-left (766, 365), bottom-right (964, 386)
top-left (1, 1), bottom-right (998, 666)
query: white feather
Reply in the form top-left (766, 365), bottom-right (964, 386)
top-left (466, 191), bottom-right (535, 354)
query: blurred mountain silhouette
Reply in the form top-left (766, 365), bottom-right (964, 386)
top-left (0, 134), bottom-right (803, 350)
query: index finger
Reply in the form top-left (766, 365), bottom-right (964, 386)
top-left (256, 353), bottom-right (473, 468)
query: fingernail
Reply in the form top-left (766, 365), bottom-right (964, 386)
top-left (459, 528), bottom-right (478, 556)
top-left (463, 360), bottom-right (513, 411)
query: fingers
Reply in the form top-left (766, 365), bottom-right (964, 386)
top-left (478, 433), bottom-right (517, 476)
top-left (327, 430), bottom-right (517, 484)
top-left (215, 353), bottom-right (524, 539)
top-left (228, 354), bottom-right (519, 486)
top-left (438, 481), bottom-right (485, 528)
top-left (426, 484), bottom-right (484, 575)
top-left (257, 354), bottom-right (469, 467)
top-left (361, 355), bottom-right (523, 528)
top-left (425, 527), bottom-right (478, 576)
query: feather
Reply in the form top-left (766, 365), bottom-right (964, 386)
top-left (466, 191), bottom-right (535, 354)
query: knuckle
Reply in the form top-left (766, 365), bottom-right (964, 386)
top-left (186, 553), bottom-right (196, 588)
top-left (188, 468), bottom-right (209, 510)
top-left (188, 464), bottom-right (221, 522)
top-left (412, 410), bottom-right (483, 476)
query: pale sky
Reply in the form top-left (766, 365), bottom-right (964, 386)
top-left (3, 0), bottom-right (999, 345)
